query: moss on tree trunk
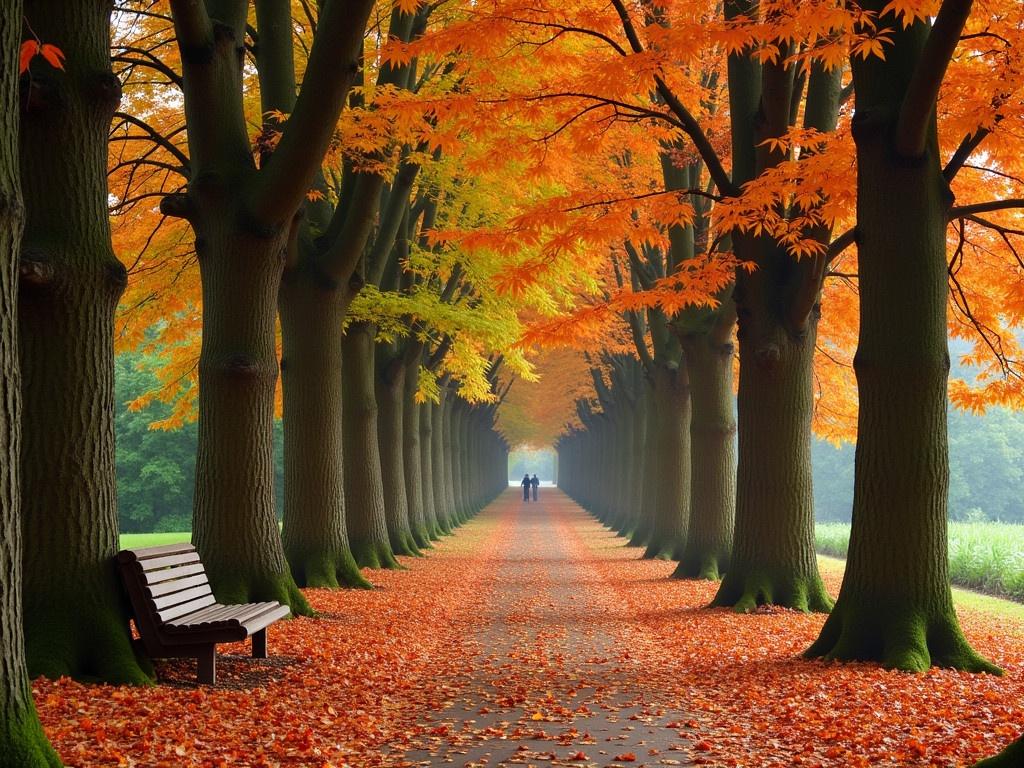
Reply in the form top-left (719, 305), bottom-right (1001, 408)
top-left (674, 334), bottom-right (735, 580)
top-left (18, 0), bottom-right (153, 681)
top-left (279, 274), bottom-right (367, 588)
top-left (974, 737), bottom-right (1024, 767)
top-left (341, 322), bottom-right (399, 569)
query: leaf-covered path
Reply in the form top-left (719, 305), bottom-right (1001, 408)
top-left (33, 489), bottom-right (1024, 767)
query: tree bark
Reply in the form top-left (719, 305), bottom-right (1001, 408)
top-left (279, 274), bottom-right (367, 588)
top-left (2, 6), bottom-right (61, 759)
top-left (628, 382), bottom-right (659, 547)
top-left (419, 399), bottom-right (440, 538)
top-left (674, 333), bottom-right (736, 580)
top-left (806, 4), bottom-right (996, 671)
top-left (376, 350), bottom-right (419, 556)
top-left (712, 316), bottom-right (831, 612)
top-left (191, 213), bottom-right (308, 612)
top-left (431, 390), bottom-right (452, 533)
top-left (643, 365), bottom-right (691, 560)
top-left (402, 358), bottom-right (431, 548)
top-left (18, 0), bottom-right (151, 682)
top-left (341, 322), bottom-right (399, 569)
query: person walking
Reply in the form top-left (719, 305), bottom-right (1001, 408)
top-left (531, 474), bottom-right (540, 501)
top-left (521, 473), bottom-right (532, 502)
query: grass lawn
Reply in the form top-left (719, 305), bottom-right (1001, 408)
top-left (119, 531), bottom-right (191, 550)
top-left (817, 554), bottom-right (1024, 624)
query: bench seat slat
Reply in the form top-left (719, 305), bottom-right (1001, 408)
top-left (150, 584), bottom-right (213, 611)
top-left (138, 552), bottom-right (201, 571)
top-left (146, 573), bottom-right (209, 598)
top-left (117, 543), bottom-right (196, 564)
top-left (141, 562), bottom-right (205, 585)
top-left (155, 594), bottom-right (216, 623)
top-left (240, 604), bottom-right (291, 635)
top-left (167, 602), bottom-right (279, 631)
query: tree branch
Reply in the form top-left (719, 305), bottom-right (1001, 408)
top-left (894, 0), bottom-right (974, 158)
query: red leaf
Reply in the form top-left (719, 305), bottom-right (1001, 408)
top-left (39, 44), bottom-right (65, 70)
top-left (19, 40), bottom-right (39, 74)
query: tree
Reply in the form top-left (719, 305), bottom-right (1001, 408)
top-left (18, 0), bottom-right (151, 683)
top-left (160, 0), bottom-right (374, 607)
top-left (1, 7), bottom-right (61, 763)
top-left (806, 0), bottom-right (1001, 672)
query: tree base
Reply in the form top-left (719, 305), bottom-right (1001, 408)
top-left (206, 570), bottom-right (313, 617)
top-left (25, 594), bottom-right (154, 684)
top-left (974, 736), bottom-right (1024, 767)
top-left (711, 567), bottom-right (833, 613)
top-left (411, 526), bottom-right (434, 550)
top-left (805, 600), bottom-right (1001, 673)
top-left (389, 531), bottom-right (423, 558)
top-left (642, 539), bottom-right (678, 561)
top-left (286, 548), bottom-right (372, 590)
top-left (0, 709), bottom-right (62, 768)
top-left (627, 525), bottom-right (651, 548)
top-left (351, 538), bottom-right (403, 570)
top-left (673, 551), bottom-right (728, 581)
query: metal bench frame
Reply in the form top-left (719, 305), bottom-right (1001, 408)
top-left (117, 543), bottom-right (290, 684)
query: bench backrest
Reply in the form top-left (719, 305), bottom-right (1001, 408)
top-left (117, 543), bottom-right (216, 642)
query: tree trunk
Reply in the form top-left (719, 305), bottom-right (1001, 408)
top-left (376, 354), bottom-right (419, 556)
top-left (431, 391), bottom-right (452, 533)
top-left (402, 356), bottom-right (431, 548)
top-left (674, 334), bottom-right (736, 580)
top-left (419, 399), bottom-right (440, 539)
top-left (18, 0), bottom-right (151, 682)
top-left (191, 214), bottom-right (309, 612)
top-left (974, 736), bottom-right (1024, 767)
top-left (441, 392), bottom-right (459, 525)
top-left (629, 382), bottom-right (659, 547)
top-left (643, 365), bottom-right (691, 560)
top-left (341, 322), bottom-right (399, 569)
top-left (279, 274), bottom-right (367, 588)
top-left (806, 10), bottom-right (995, 671)
top-left (1, 5), bottom-right (61, 756)
top-left (712, 321), bottom-right (831, 611)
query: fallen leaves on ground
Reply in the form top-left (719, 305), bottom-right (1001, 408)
top-left (33, 491), bottom-right (1024, 767)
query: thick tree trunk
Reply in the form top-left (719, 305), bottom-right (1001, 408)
top-left (18, 0), bottom-right (152, 682)
top-left (191, 216), bottom-right (309, 612)
top-left (419, 400), bottom-right (440, 539)
top-left (674, 334), bottom-right (736, 580)
top-left (612, 409), bottom-right (635, 534)
top-left (643, 366), bottom-right (691, 560)
top-left (807, 12), bottom-right (995, 671)
top-left (402, 357), bottom-right (431, 548)
top-left (1, 7), bottom-right (61, 757)
top-left (341, 322), bottom-right (399, 569)
top-left (376, 356), bottom-right (419, 556)
top-left (712, 322), bottom-right (831, 611)
top-left (279, 275), bottom-right (367, 588)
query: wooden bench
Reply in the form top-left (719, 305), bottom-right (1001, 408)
top-left (117, 543), bottom-right (291, 684)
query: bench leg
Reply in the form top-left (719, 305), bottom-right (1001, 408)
top-left (197, 647), bottom-right (216, 685)
top-left (252, 629), bottom-right (268, 659)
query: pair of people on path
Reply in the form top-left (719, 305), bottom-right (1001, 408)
top-left (521, 473), bottom-right (540, 502)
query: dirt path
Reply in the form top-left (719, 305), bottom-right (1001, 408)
top-left (401, 489), bottom-right (697, 768)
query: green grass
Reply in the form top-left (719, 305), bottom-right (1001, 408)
top-left (816, 521), bottom-right (1024, 603)
top-left (119, 532), bottom-right (191, 550)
